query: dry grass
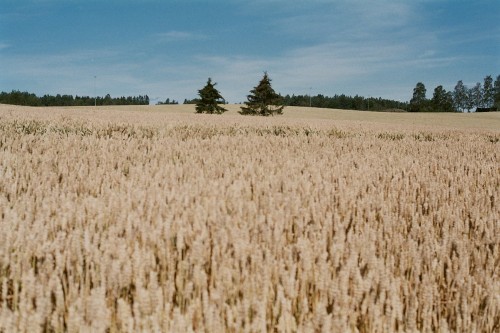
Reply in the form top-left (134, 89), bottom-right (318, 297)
top-left (0, 104), bottom-right (499, 332)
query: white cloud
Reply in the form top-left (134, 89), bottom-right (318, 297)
top-left (0, 35), bottom-right (454, 104)
top-left (273, 0), bottom-right (415, 40)
top-left (1, 1), bottom-right (496, 104)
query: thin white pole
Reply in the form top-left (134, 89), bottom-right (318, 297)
top-left (94, 76), bottom-right (97, 107)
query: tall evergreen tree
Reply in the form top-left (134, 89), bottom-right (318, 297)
top-left (195, 78), bottom-right (227, 114)
top-left (240, 72), bottom-right (284, 116)
top-left (409, 82), bottom-right (427, 112)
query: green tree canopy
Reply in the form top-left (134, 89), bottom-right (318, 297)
top-left (469, 82), bottom-right (482, 111)
top-left (0, 90), bottom-right (149, 106)
top-left (195, 78), bottom-right (227, 114)
top-left (482, 75), bottom-right (494, 108)
top-left (494, 75), bottom-right (500, 109)
top-left (409, 82), bottom-right (427, 112)
top-left (431, 85), bottom-right (454, 112)
top-left (240, 72), bottom-right (284, 116)
top-left (453, 80), bottom-right (467, 112)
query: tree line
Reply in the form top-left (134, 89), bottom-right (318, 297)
top-left (0, 91), bottom-right (150, 106)
top-left (156, 98), bottom-right (179, 105)
top-left (188, 79), bottom-right (408, 112)
top-left (3, 73), bottom-right (499, 114)
top-left (282, 94), bottom-right (407, 111)
top-left (410, 75), bottom-right (500, 112)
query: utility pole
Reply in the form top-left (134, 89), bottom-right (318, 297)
top-left (94, 75), bottom-right (97, 107)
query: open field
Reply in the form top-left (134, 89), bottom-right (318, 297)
top-left (0, 104), bottom-right (499, 332)
top-left (1, 104), bottom-right (500, 131)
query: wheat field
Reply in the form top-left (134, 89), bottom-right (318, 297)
top-left (0, 104), bottom-right (499, 332)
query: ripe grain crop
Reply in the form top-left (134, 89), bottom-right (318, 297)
top-left (0, 105), bottom-right (499, 332)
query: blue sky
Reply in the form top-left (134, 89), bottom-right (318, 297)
top-left (1, 0), bottom-right (499, 104)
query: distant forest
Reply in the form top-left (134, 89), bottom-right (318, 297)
top-left (1, 89), bottom-right (406, 111)
top-left (0, 90), bottom-right (149, 106)
top-left (183, 95), bottom-right (407, 111)
top-left (2, 73), bottom-right (499, 112)
top-left (281, 94), bottom-right (407, 111)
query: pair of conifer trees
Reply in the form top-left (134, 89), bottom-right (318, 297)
top-left (195, 72), bottom-right (284, 116)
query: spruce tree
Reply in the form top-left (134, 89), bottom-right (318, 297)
top-left (240, 72), bottom-right (284, 116)
top-left (195, 78), bottom-right (227, 114)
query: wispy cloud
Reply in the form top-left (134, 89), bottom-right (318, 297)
top-left (1, 0), bottom-right (497, 104)
top-left (273, 0), bottom-right (414, 40)
top-left (0, 35), bottom-right (466, 104)
top-left (155, 31), bottom-right (208, 43)
top-left (0, 48), bottom-right (148, 96)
